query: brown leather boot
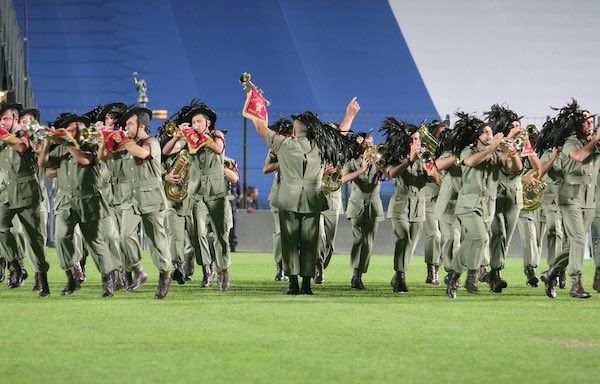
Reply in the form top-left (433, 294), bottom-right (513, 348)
top-left (38, 272), bottom-right (50, 297)
top-left (171, 262), bottom-right (185, 285)
top-left (285, 275), bottom-right (299, 295)
top-left (570, 274), bottom-right (591, 299)
top-left (32, 272), bottom-right (41, 292)
top-left (540, 269), bottom-right (559, 298)
top-left (465, 270), bottom-right (480, 294)
top-left (127, 262), bottom-right (148, 292)
top-left (155, 270), bottom-right (171, 299)
top-left (390, 273), bottom-right (397, 288)
top-left (218, 269), bottom-right (230, 291)
top-left (73, 260), bottom-right (86, 284)
top-left (314, 260), bottom-right (325, 284)
top-left (61, 269), bottom-right (80, 296)
top-left (447, 272), bottom-right (462, 299)
top-left (524, 266), bottom-right (539, 287)
top-left (200, 264), bottom-right (214, 288)
top-left (593, 267), bottom-right (600, 293)
top-left (0, 257), bottom-right (5, 283)
top-left (425, 263), bottom-right (434, 284)
top-left (300, 276), bottom-right (313, 295)
top-left (393, 271), bottom-right (408, 292)
top-left (113, 269), bottom-right (125, 291)
top-left (101, 271), bottom-right (116, 298)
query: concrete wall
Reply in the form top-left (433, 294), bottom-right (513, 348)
top-left (234, 209), bottom-right (533, 258)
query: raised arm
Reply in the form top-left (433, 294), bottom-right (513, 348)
top-left (338, 97), bottom-right (361, 136)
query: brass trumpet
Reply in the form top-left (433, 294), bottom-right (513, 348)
top-left (240, 72), bottom-right (271, 106)
top-left (418, 124), bottom-right (438, 157)
top-left (81, 126), bottom-right (104, 143)
top-left (164, 122), bottom-right (179, 136)
top-left (365, 143), bottom-right (387, 169)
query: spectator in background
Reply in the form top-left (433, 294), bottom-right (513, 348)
top-left (245, 186), bottom-right (259, 212)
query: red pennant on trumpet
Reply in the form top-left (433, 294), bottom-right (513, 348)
top-left (104, 130), bottom-right (132, 153)
top-left (181, 127), bottom-right (212, 155)
top-left (240, 72), bottom-right (269, 125)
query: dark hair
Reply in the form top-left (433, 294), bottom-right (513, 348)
top-left (137, 111), bottom-right (151, 131)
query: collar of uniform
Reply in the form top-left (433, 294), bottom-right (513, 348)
top-left (135, 133), bottom-right (150, 144)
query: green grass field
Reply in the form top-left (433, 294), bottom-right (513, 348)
top-left (1, 250), bottom-right (599, 383)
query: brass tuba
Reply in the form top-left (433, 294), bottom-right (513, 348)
top-left (164, 149), bottom-right (190, 202)
top-left (522, 169), bottom-right (547, 211)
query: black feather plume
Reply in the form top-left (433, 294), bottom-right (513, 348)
top-left (484, 104), bottom-right (520, 135)
top-left (379, 117), bottom-right (418, 166)
top-left (297, 112), bottom-right (355, 165)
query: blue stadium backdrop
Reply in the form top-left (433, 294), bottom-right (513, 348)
top-left (12, 0), bottom-right (600, 208)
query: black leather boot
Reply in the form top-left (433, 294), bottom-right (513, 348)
top-left (447, 272), bottom-right (462, 299)
top-left (465, 270), bottom-right (480, 294)
top-left (478, 266), bottom-right (489, 283)
top-left (489, 268), bottom-right (508, 293)
top-left (390, 273), bottom-right (397, 288)
top-left (61, 269), bottom-right (80, 296)
top-left (425, 263), bottom-right (434, 284)
top-left (593, 267), bottom-right (600, 293)
top-left (200, 264), bottom-right (214, 288)
top-left (8, 260), bottom-right (23, 288)
top-left (570, 274), bottom-right (591, 299)
top-left (300, 276), bottom-right (313, 295)
top-left (124, 271), bottom-right (133, 288)
top-left (540, 268), bottom-right (559, 298)
top-left (558, 271), bottom-right (567, 289)
top-left (393, 271), bottom-right (408, 292)
top-left (155, 270), bottom-right (171, 299)
top-left (101, 271), bottom-right (116, 298)
top-left (183, 257), bottom-right (194, 280)
top-left (275, 261), bottom-right (287, 281)
top-left (524, 266), bottom-right (539, 287)
top-left (127, 262), bottom-right (148, 292)
top-left (351, 268), bottom-right (366, 290)
top-left (31, 272), bottom-right (41, 292)
top-left (285, 275), bottom-right (299, 295)
top-left (38, 272), bottom-right (50, 297)
top-left (314, 260), bottom-right (325, 284)
top-left (171, 262), bottom-right (185, 285)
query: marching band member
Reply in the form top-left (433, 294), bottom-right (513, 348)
top-left (541, 102), bottom-right (600, 299)
top-left (0, 103), bottom-right (50, 296)
top-left (446, 115), bottom-right (522, 299)
top-left (534, 119), bottom-right (565, 288)
top-left (422, 120), bottom-right (447, 286)
top-left (341, 132), bottom-right (384, 289)
top-left (162, 103), bottom-right (231, 291)
top-left (382, 118), bottom-right (440, 293)
top-left (38, 112), bottom-right (121, 297)
top-left (109, 106), bottom-right (172, 299)
top-left (484, 105), bottom-right (525, 292)
top-left (263, 118), bottom-right (293, 282)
